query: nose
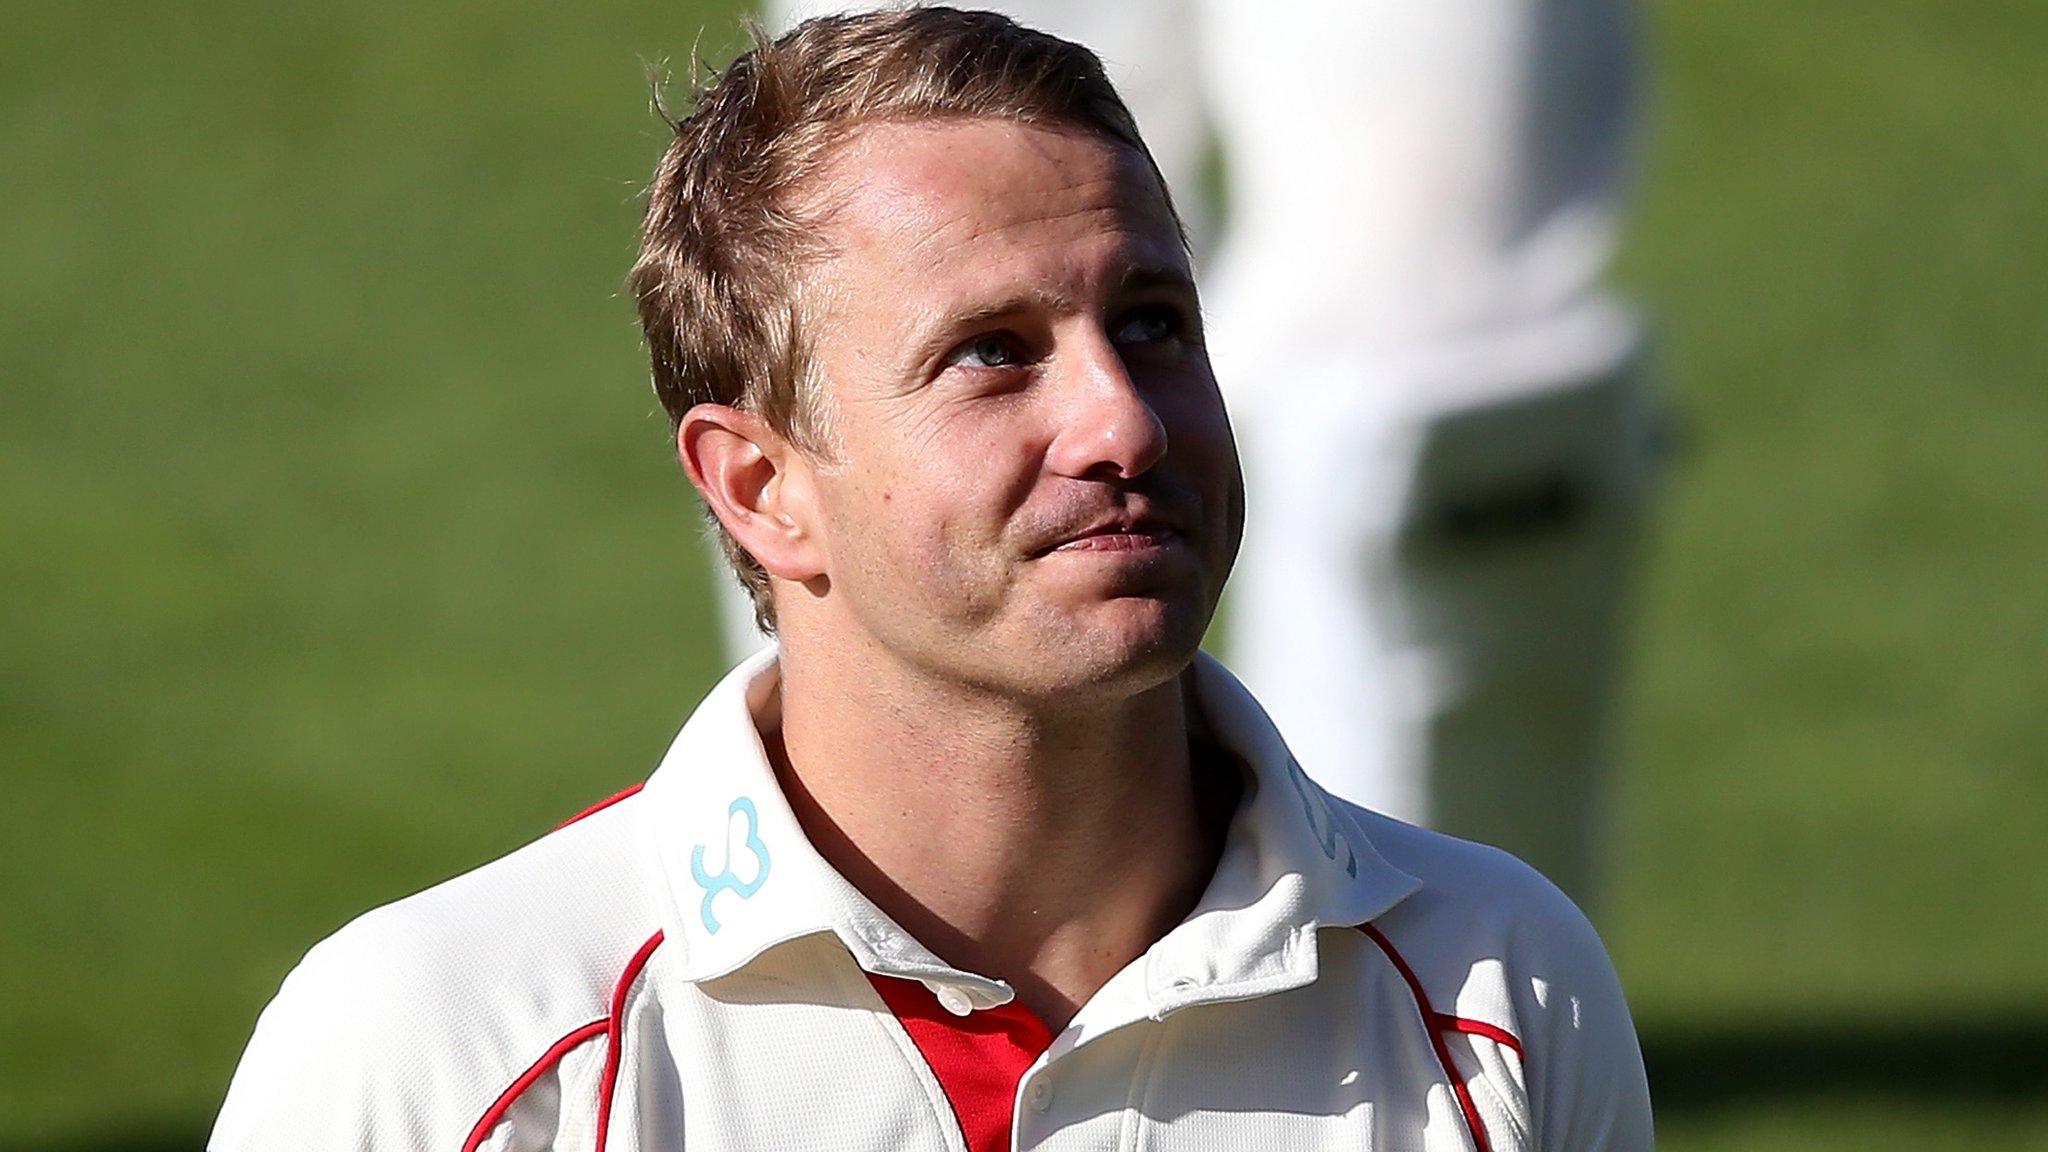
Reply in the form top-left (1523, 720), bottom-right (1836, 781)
top-left (1044, 334), bottom-right (1169, 481)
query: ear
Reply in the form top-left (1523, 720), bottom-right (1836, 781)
top-left (677, 404), bottom-right (827, 585)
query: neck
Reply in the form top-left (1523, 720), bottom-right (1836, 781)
top-left (769, 635), bottom-right (1230, 1031)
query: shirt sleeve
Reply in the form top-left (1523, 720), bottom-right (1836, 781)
top-left (210, 922), bottom-right (439, 1150)
top-left (208, 905), bottom-right (536, 1152)
top-left (1514, 888), bottom-right (1655, 1151)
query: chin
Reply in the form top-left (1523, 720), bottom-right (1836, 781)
top-left (1029, 594), bottom-right (1211, 700)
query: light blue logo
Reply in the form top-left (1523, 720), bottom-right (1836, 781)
top-left (690, 796), bottom-right (771, 934)
top-left (1284, 757), bottom-right (1358, 878)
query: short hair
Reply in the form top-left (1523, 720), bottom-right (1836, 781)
top-left (629, 6), bottom-right (1179, 633)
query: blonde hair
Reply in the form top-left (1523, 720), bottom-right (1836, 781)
top-left (629, 6), bottom-right (1178, 632)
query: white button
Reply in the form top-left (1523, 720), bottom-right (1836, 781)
top-left (935, 986), bottom-right (974, 1017)
top-left (1026, 1077), bottom-right (1053, 1113)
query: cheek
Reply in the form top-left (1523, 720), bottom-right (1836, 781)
top-left (819, 401), bottom-right (1055, 599)
top-left (1160, 385), bottom-right (1239, 475)
top-left (899, 408), bottom-right (1048, 533)
top-left (825, 451), bottom-right (1011, 585)
top-left (1159, 387), bottom-right (1246, 548)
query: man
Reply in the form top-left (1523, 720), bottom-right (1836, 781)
top-left (763, 0), bottom-right (1661, 907)
top-left (212, 10), bottom-right (1652, 1150)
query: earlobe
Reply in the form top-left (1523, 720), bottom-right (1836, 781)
top-left (677, 404), bottom-right (827, 583)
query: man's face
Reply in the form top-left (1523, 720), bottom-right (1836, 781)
top-left (786, 117), bottom-right (1244, 703)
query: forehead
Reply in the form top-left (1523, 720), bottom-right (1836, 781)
top-left (798, 118), bottom-right (1186, 315)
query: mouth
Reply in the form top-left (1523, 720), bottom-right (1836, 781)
top-left (1037, 514), bottom-right (1188, 557)
top-left (1050, 523), bottom-right (1179, 553)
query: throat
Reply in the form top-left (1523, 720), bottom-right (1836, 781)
top-left (768, 673), bottom-right (1242, 1031)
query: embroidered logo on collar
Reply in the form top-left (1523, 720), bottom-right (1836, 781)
top-left (690, 796), bottom-right (772, 933)
top-left (1283, 757), bottom-right (1359, 878)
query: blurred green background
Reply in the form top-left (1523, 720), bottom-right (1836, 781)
top-left (3, 0), bottom-right (2043, 1147)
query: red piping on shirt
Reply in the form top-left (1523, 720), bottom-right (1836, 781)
top-left (594, 930), bottom-right (666, 1152)
top-left (461, 1018), bottom-right (609, 1152)
top-left (1360, 923), bottom-right (1516, 1152)
top-left (557, 783), bottom-right (646, 830)
top-left (1433, 1012), bottom-right (1527, 1059)
top-left (868, 974), bottom-right (1057, 1152)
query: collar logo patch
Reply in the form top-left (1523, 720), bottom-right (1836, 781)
top-left (690, 796), bottom-right (772, 933)
top-left (1283, 757), bottom-right (1359, 878)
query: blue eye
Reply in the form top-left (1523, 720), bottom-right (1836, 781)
top-left (1113, 305), bottom-right (1184, 347)
top-left (949, 334), bottom-right (1025, 368)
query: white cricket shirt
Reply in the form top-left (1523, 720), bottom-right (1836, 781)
top-left (212, 650), bottom-right (1652, 1151)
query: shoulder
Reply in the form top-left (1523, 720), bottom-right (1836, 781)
top-left (1339, 802), bottom-right (1653, 1150)
top-left (1346, 801), bottom-right (1608, 987)
top-left (210, 788), bottom-right (664, 1152)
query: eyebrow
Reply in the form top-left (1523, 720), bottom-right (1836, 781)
top-left (1115, 264), bottom-right (1199, 298)
top-left (920, 263), bottom-right (1199, 339)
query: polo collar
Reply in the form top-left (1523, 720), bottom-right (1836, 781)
top-left (638, 649), bottom-right (1420, 1022)
top-left (1097, 653), bottom-right (1422, 1028)
top-left (639, 648), bottom-right (1000, 996)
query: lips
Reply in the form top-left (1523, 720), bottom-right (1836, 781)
top-left (1030, 500), bottom-right (1196, 557)
top-left (1050, 519), bottom-right (1178, 552)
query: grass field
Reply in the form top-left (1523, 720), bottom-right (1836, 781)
top-left (3, 0), bottom-right (2044, 1147)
